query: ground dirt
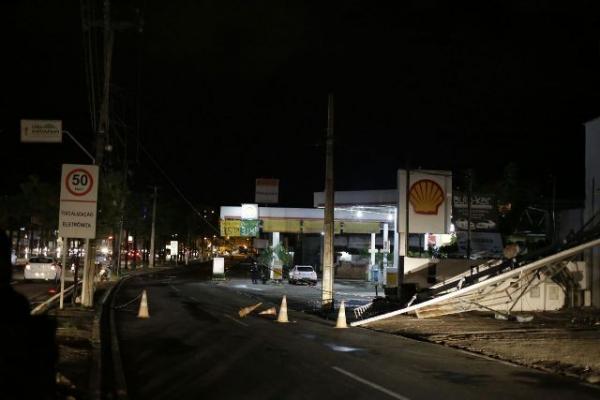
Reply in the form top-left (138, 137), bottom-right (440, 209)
top-left (365, 308), bottom-right (600, 384)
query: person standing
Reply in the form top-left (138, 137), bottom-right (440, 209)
top-left (250, 262), bottom-right (259, 284)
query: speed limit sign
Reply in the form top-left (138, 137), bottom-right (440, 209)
top-left (65, 168), bottom-right (95, 197)
top-left (58, 164), bottom-right (99, 238)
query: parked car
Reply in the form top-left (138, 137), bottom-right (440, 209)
top-left (475, 219), bottom-right (497, 230)
top-left (288, 265), bottom-right (317, 285)
top-left (454, 218), bottom-right (475, 230)
top-left (24, 257), bottom-right (59, 281)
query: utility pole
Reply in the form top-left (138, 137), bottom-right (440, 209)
top-left (551, 175), bottom-right (557, 243)
top-left (96, 0), bottom-right (114, 167)
top-left (322, 93), bottom-right (335, 311)
top-left (398, 166), bottom-right (410, 301)
top-left (149, 186), bottom-right (158, 268)
top-left (466, 169), bottom-right (473, 259)
top-left (83, 0), bottom-right (113, 308)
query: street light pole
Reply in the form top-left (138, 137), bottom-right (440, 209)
top-left (149, 186), bottom-right (158, 268)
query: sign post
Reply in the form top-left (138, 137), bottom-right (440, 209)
top-left (58, 164), bottom-right (99, 309)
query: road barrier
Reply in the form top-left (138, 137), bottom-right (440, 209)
top-left (259, 307), bottom-right (277, 316)
top-left (335, 300), bottom-right (348, 328)
top-left (238, 302), bottom-right (262, 318)
top-left (277, 295), bottom-right (289, 323)
top-left (137, 290), bottom-right (149, 319)
top-left (31, 283), bottom-right (78, 315)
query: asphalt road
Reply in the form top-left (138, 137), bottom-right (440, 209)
top-left (112, 264), bottom-right (600, 400)
top-left (11, 266), bottom-right (77, 308)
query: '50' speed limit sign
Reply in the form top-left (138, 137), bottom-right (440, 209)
top-left (59, 164), bottom-right (99, 239)
top-left (61, 164), bottom-right (99, 201)
top-left (66, 168), bottom-right (95, 196)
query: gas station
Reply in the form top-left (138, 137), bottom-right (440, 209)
top-left (219, 170), bottom-right (453, 290)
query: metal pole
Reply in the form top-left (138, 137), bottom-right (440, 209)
top-left (80, 239), bottom-right (90, 305)
top-left (322, 93), bottom-right (335, 311)
top-left (551, 175), bottom-right (556, 243)
top-left (467, 170), bottom-right (472, 259)
top-left (83, 239), bottom-right (96, 307)
top-left (149, 186), bottom-right (157, 268)
top-left (60, 237), bottom-right (67, 309)
top-left (398, 167), bottom-right (410, 301)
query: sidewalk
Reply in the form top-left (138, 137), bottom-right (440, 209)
top-left (362, 308), bottom-right (600, 385)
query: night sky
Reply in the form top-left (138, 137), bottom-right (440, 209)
top-left (4, 1), bottom-right (600, 208)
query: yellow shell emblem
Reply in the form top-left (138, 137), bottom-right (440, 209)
top-left (409, 179), bottom-right (444, 215)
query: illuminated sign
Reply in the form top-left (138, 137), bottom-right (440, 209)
top-left (409, 179), bottom-right (444, 215)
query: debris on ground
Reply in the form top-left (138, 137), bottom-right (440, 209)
top-left (364, 308), bottom-right (600, 384)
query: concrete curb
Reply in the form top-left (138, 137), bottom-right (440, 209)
top-left (89, 284), bottom-right (115, 400)
top-left (109, 276), bottom-right (132, 400)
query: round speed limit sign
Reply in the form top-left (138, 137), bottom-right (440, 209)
top-left (65, 168), bottom-right (94, 196)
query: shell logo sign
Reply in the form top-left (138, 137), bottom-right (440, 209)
top-left (398, 169), bottom-right (452, 234)
top-left (409, 179), bottom-right (444, 215)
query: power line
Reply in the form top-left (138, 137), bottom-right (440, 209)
top-left (137, 144), bottom-right (220, 234)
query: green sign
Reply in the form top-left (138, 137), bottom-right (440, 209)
top-left (240, 219), bottom-right (260, 237)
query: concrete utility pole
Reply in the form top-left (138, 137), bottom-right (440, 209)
top-left (322, 93), bottom-right (335, 311)
top-left (467, 169), bottom-right (472, 259)
top-left (82, 0), bottom-right (113, 308)
top-left (149, 186), bottom-right (158, 268)
top-left (96, 0), bottom-right (114, 167)
top-left (398, 166), bottom-right (410, 301)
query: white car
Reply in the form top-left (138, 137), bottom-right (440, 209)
top-left (454, 218), bottom-right (475, 230)
top-left (476, 219), bottom-right (497, 230)
top-left (288, 265), bottom-right (317, 285)
top-left (24, 257), bottom-right (59, 281)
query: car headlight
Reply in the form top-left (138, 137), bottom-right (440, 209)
top-left (51, 265), bottom-right (56, 271)
top-left (25, 264), bottom-right (31, 270)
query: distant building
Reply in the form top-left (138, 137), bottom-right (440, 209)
top-left (583, 117), bottom-right (600, 307)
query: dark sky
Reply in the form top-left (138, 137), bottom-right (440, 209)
top-left (3, 1), bottom-right (600, 208)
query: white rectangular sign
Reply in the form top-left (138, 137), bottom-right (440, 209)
top-left (58, 164), bottom-right (99, 239)
top-left (170, 240), bottom-right (179, 257)
top-left (213, 257), bottom-right (225, 275)
top-left (21, 119), bottom-right (63, 143)
top-left (398, 169), bottom-right (452, 234)
top-left (255, 178), bottom-right (279, 204)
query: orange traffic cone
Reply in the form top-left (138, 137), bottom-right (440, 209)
top-left (259, 307), bottom-right (277, 316)
top-left (277, 295), bottom-right (289, 323)
top-left (335, 300), bottom-right (348, 328)
top-left (238, 302), bottom-right (262, 318)
top-left (138, 290), bottom-right (150, 319)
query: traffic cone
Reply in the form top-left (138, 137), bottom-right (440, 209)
top-left (238, 302), bottom-right (262, 318)
top-left (335, 300), bottom-right (348, 328)
top-left (277, 295), bottom-right (289, 323)
top-left (259, 307), bottom-right (277, 316)
top-left (138, 290), bottom-right (150, 319)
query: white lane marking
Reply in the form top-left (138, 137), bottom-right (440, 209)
top-left (223, 313), bottom-right (249, 327)
top-left (325, 343), bottom-right (363, 353)
top-left (331, 366), bottom-right (411, 400)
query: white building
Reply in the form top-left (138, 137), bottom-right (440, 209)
top-left (584, 117), bottom-right (600, 307)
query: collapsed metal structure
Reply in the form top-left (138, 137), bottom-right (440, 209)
top-left (352, 211), bottom-right (600, 326)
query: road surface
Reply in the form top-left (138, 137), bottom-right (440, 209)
top-left (111, 263), bottom-right (600, 400)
